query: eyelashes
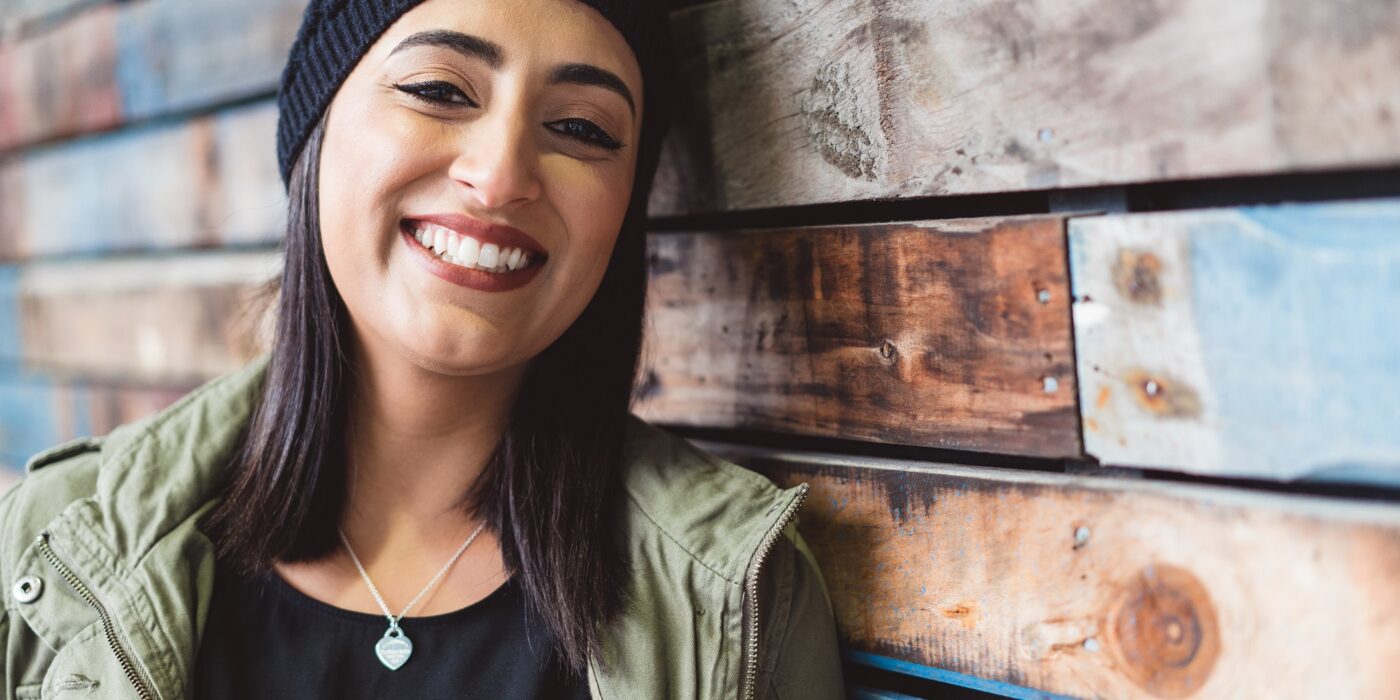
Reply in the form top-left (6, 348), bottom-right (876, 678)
top-left (392, 80), bottom-right (625, 151)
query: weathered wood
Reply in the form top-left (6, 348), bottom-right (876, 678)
top-left (0, 2), bottom-right (122, 149)
top-left (636, 218), bottom-right (1079, 458)
top-left (649, 0), bottom-right (1400, 215)
top-left (697, 440), bottom-right (1400, 699)
top-left (0, 101), bottom-right (283, 260)
top-left (0, 374), bottom-right (66, 474)
top-left (7, 251), bottom-right (280, 383)
top-left (0, 0), bottom-right (101, 37)
top-left (1069, 199), bottom-right (1400, 483)
top-left (0, 372), bottom-right (191, 482)
top-left (0, 0), bottom-right (305, 152)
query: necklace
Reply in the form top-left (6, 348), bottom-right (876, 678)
top-left (337, 521), bottom-right (488, 670)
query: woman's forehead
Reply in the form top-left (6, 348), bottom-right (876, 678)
top-left (374, 0), bottom-right (641, 87)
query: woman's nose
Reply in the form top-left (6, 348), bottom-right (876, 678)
top-left (447, 110), bottom-right (543, 210)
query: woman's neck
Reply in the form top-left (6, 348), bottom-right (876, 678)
top-left (338, 341), bottom-right (526, 558)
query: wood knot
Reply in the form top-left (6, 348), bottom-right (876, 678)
top-left (1108, 564), bottom-right (1219, 697)
top-left (879, 339), bottom-right (898, 362)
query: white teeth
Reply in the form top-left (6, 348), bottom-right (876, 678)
top-left (410, 224), bottom-right (538, 273)
top-left (456, 236), bottom-right (480, 266)
top-left (479, 243), bottom-right (500, 268)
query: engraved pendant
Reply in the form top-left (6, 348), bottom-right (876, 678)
top-left (375, 624), bottom-right (413, 670)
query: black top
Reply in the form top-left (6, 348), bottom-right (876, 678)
top-left (194, 558), bottom-right (590, 699)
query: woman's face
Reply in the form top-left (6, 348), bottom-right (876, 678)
top-left (317, 0), bottom-right (642, 378)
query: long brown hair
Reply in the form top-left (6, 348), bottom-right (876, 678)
top-left (198, 109), bottom-right (654, 675)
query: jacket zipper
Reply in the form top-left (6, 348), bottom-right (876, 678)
top-left (35, 530), bottom-right (158, 700)
top-left (740, 482), bottom-right (810, 700)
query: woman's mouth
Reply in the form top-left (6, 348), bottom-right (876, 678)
top-left (399, 220), bottom-right (547, 292)
top-left (403, 220), bottom-right (541, 274)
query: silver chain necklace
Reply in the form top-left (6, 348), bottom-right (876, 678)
top-left (337, 521), bottom-right (488, 670)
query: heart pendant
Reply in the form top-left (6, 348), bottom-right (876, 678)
top-left (375, 625), bottom-right (413, 670)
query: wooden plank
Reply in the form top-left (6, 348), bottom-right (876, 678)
top-left (8, 221), bottom-right (1078, 460)
top-left (0, 0), bottom-right (305, 152)
top-left (7, 251), bottom-right (280, 383)
top-left (0, 2), bottom-right (122, 149)
top-left (1069, 199), bottom-right (1400, 483)
top-left (649, 0), bottom-right (1400, 215)
top-left (0, 263), bottom-right (20, 357)
top-left (0, 0), bottom-right (100, 38)
top-left (0, 372), bottom-right (192, 485)
top-left (698, 441), bottom-right (1400, 699)
top-left (0, 100), bottom-right (283, 260)
top-left (635, 217), bottom-right (1079, 458)
top-left (0, 374), bottom-right (66, 473)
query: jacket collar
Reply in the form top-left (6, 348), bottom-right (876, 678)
top-left (24, 354), bottom-right (805, 699)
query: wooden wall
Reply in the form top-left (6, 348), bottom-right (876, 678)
top-left (3, 0), bottom-right (1399, 697)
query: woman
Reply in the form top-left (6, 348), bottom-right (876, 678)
top-left (0, 0), bottom-right (844, 697)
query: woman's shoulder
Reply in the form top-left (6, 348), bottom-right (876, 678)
top-left (617, 414), bottom-right (809, 580)
top-left (603, 415), bottom-right (844, 697)
top-left (620, 413), bottom-right (787, 500)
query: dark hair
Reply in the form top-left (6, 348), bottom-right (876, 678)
top-left (198, 108), bottom-right (649, 676)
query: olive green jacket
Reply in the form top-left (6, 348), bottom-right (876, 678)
top-left (0, 357), bottom-right (844, 699)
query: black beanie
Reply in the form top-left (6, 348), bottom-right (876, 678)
top-left (275, 0), bottom-right (674, 210)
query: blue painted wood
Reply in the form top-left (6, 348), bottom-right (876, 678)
top-left (844, 650), bottom-right (1075, 700)
top-left (1196, 201), bottom-right (1400, 484)
top-left (114, 0), bottom-right (307, 120)
top-left (848, 687), bottom-right (924, 700)
top-left (2, 102), bottom-right (283, 260)
top-left (0, 373), bottom-right (63, 472)
top-left (0, 264), bottom-right (21, 358)
top-left (1070, 198), bottom-right (1400, 483)
top-left (0, 0), bottom-right (305, 153)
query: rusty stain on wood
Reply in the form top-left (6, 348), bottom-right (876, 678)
top-left (1096, 385), bottom-right (1113, 409)
top-left (1113, 249), bottom-right (1164, 305)
top-left (942, 601), bottom-right (979, 630)
top-left (1124, 369), bottom-right (1202, 419)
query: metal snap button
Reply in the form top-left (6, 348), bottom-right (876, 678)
top-left (13, 574), bottom-right (43, 603)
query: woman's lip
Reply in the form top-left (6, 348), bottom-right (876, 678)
top-left (400, 224), bottom-right (544, 292)
top-left (402, 213), bottom-right (548, 257)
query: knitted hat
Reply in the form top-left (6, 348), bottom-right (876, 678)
top-left (275, 0), bottom-right (674, 211)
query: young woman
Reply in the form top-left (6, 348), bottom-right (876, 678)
top-left (1, 0), bottom-right (843, 697)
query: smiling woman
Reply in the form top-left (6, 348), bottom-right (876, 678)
top-left (0, 0), bottom-right (844, 699)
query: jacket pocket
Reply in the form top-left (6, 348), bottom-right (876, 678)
top-left (38, 621), bottom-right (149, 699)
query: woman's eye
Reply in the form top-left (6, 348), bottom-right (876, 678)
top-left (393, 80), bottom-right (475, 107)
top-left (394, 83), bottom-right (620, 151)
top-left (550, 119), bottom-right (623, 151)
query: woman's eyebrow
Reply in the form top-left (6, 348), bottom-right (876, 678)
top-left (388, 29), bottom-right (636, 117)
